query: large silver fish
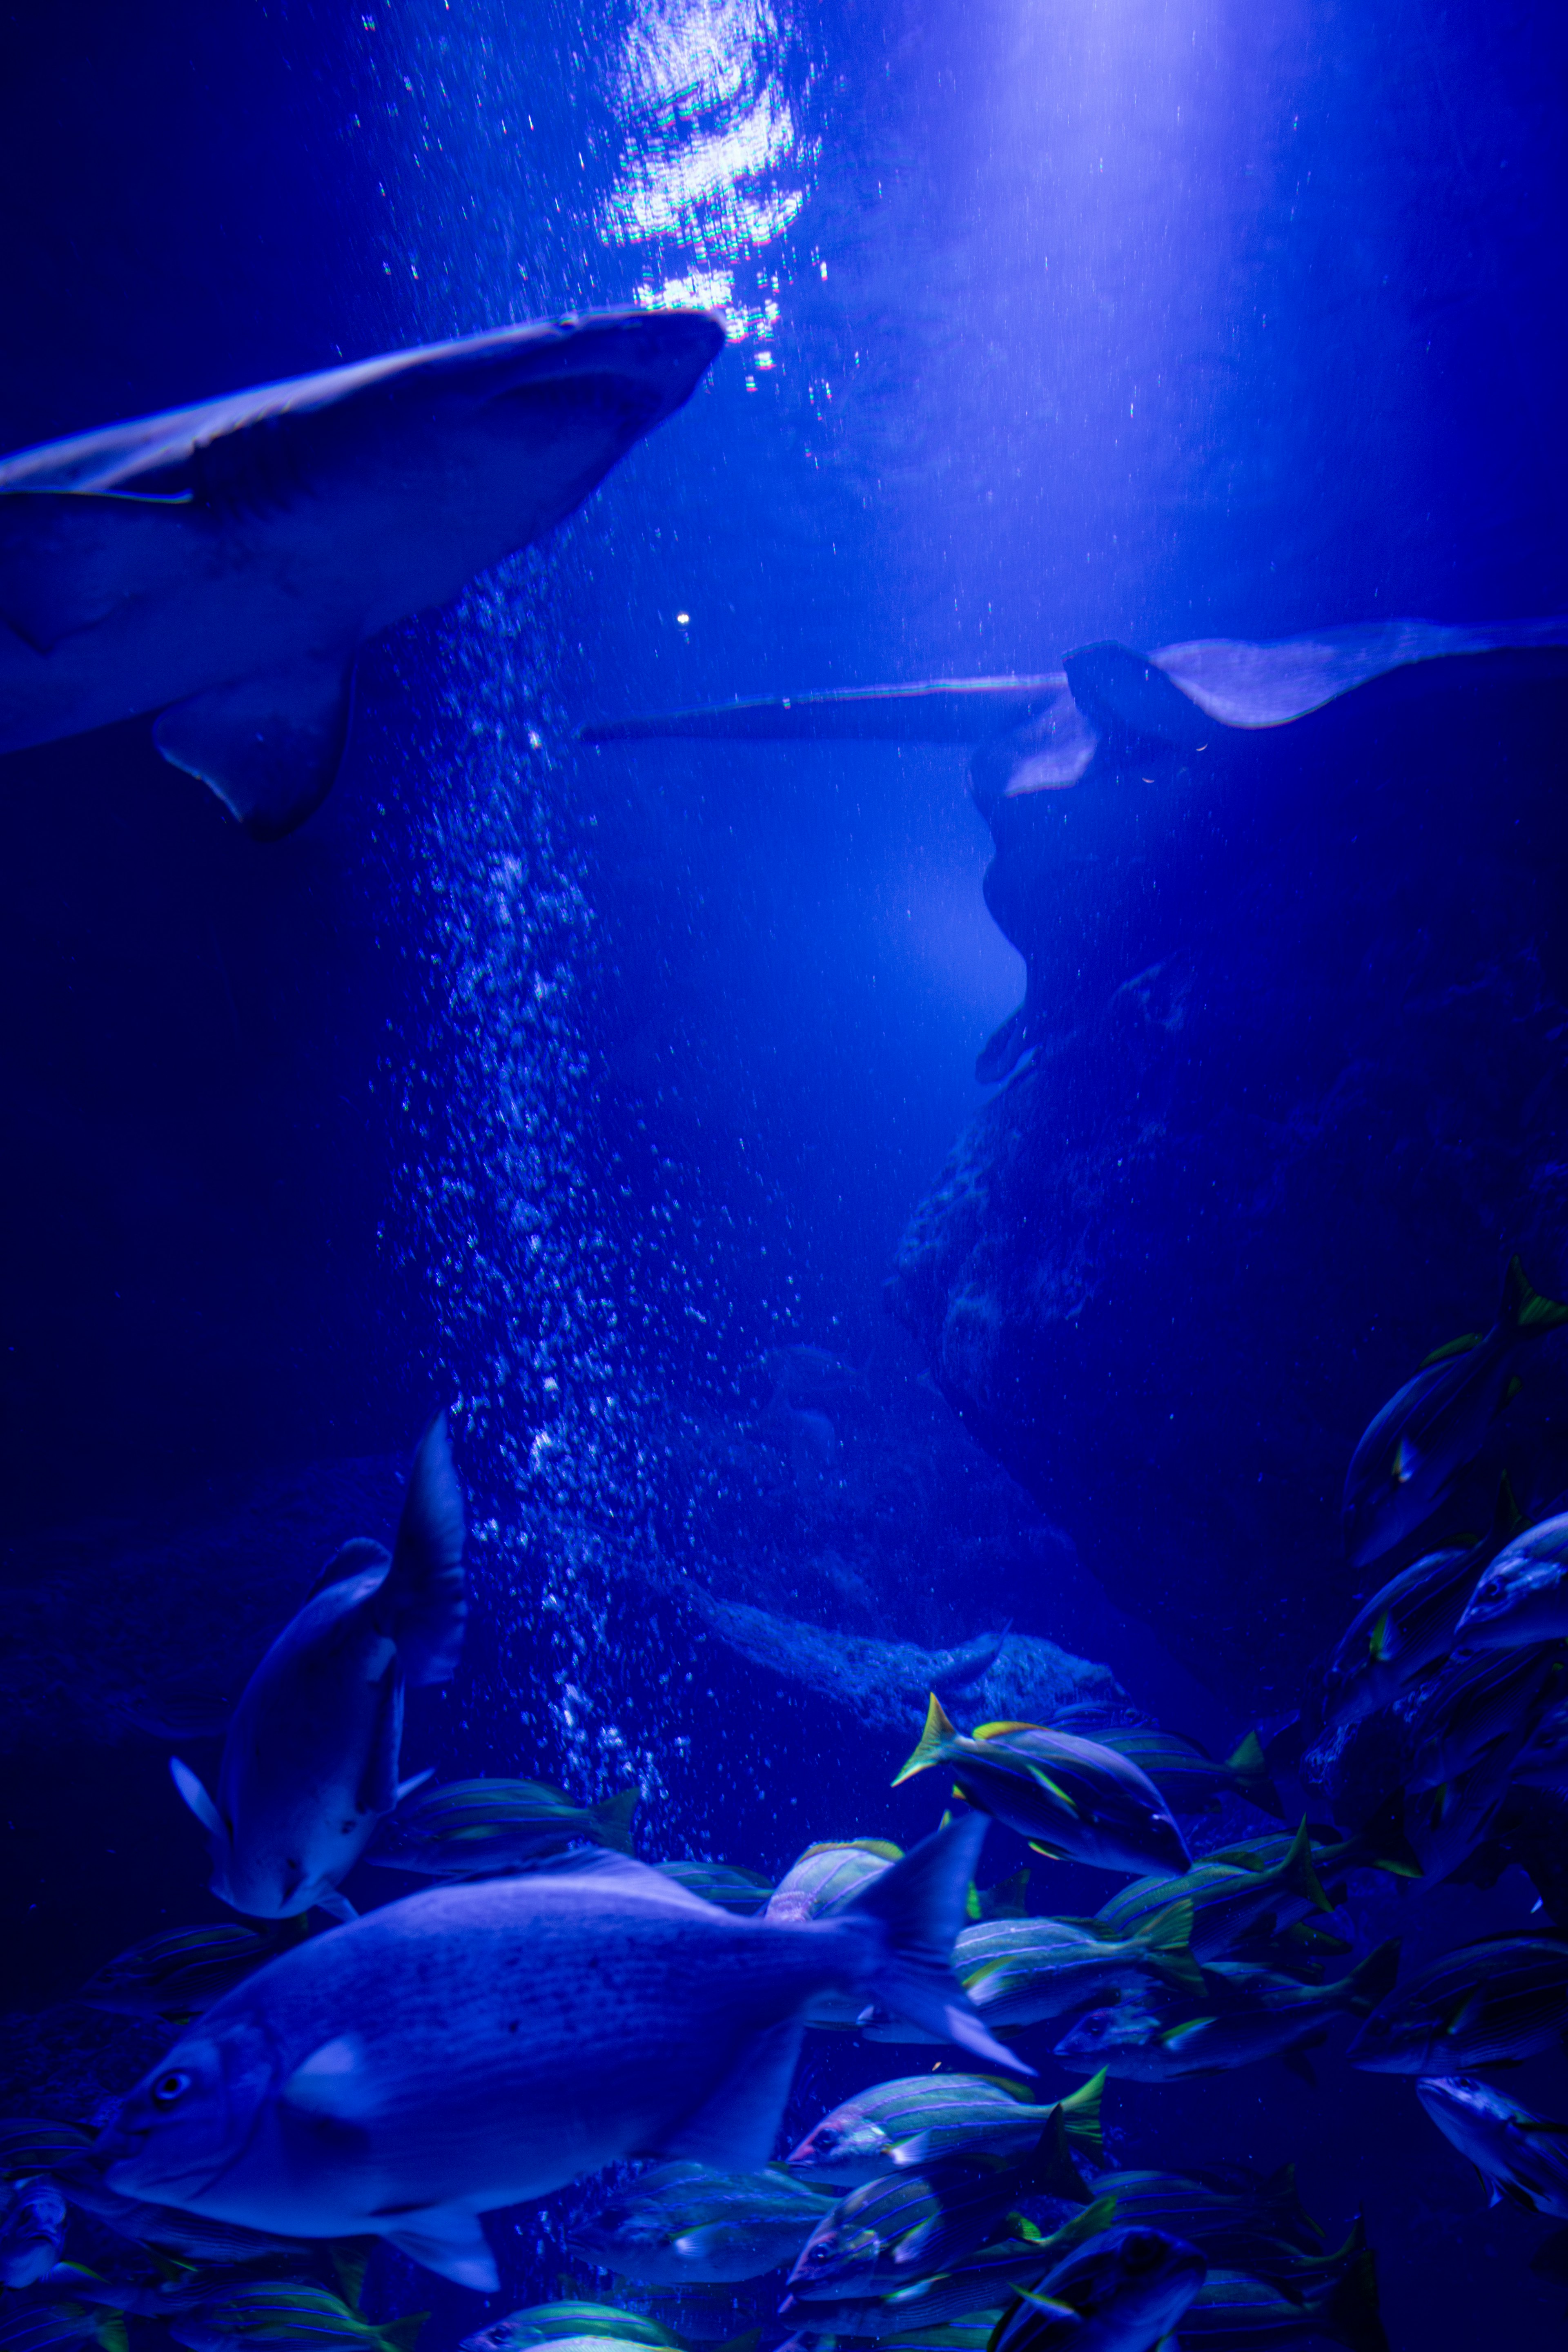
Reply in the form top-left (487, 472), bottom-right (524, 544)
top-left (96, 1821), bottom-right (1017, 2292)
top-left (1454, 1510), bottom-right (1568, 1651)
top-left (170, 1412), bottom-right (466, 1921)
top-left (0, 310), bottom-right (723, 838)
top-left (1414, 2076), bottom-right (1568, 2220)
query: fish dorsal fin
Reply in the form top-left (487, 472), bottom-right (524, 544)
top-left (169, 1756), bottom-right (229, 1846)
top-left (893, 1693), bottom-right (960, 1786)
top-left (659, 2016), bottom-right (805, 2172)
top-left (153, 647), bottom-right (359, 840)
top-left (377, 2205), bottom-right (497, 2293)
top-left (379, 1410), bottom-right (467, 1688)
top-left (1419, 1331), bottom-right (1485, 1369)
top-left (972, 1720), bottom-right (1038, 1740)
top-left (307, 1538), bottom-right (392, 1604)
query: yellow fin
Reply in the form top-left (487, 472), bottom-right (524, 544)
top-left (892, 1692), bottom-right (959, 1786)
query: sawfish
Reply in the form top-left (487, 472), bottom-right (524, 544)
top-left (583, 617), bottom-right (1568, 1078)
top-left (0, 306), bottom-right (723, 837)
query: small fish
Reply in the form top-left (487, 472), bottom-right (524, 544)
top-left (767, 1842), bottom-right (904, 1924)
top-left (1350, 1935), bottom-right (1568, 2071)
top-left (1416, 2074), bottom-right (1568, 2219)
top-left (1085, 1822), bottom-right (1332, 1959)
top-left (460, 2305), bottom-right (682, 2352)
top-left (955, 1906), bottom-right (1204, 2030)
top-left (655, 1862), bottom-right (774, 1914)
top-left (98, 1820), bottom-right (1018, 2292)
top-left (1401, 1734), bottom-right (1526, 1886)
top-left (1403, 1644), bottom-right (1567, 1791)
top-left (986, 2224), bottom-right (1207, 2352)
top-left (1455, 1508), bottom-right (1568, 1651)
top-left (1052, 1943), bottom-right (1399, 2081)
top-left (1083, 2169), bottom-right (1323, 2267)
top-left (1050, 1718), bottom-right (1282, 1820)
top-left (76, 1924), bottom-right (285, 2020)
top-left (0, 2123), bottom-right (94, 2179)
top-left (0, 2307), bottom-right (126, 2352)
top-left (786, 2074), bottom-right (1104, 2188)
top-left (776, 2205), bottom-right (1119, 2337)
top-left (0, 2178), bottom-right (67, 2286)
top-left (785, 2130), bottom-right (1091, 2302)
top-left (1172, 2253), bottom-right (1388, 2351)
top-left (170, 1413), bottom-right (466, 1921)
top-left (370, 1780), bottom-right (638, 1877)
top-left (567, 2161), bottom-right (837, 2282)
top-left (895, 1699), bottom-right (1190, 1878)
top-left (1323, 1480), bottom-right (1521, 1724)
top-left (1342, 1258), bottom-right (1568, 1570)
top-left (164, 2283), bottom-right (424, 2352)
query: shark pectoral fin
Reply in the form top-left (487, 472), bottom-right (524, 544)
top-left (152, 648), bottom-right (358, 839)
top-left (377, 2205), bottom-right (498, 2293)
top-left (660, 2016), bottom-right (805, 2172)
top-left (1064, 641), bottom-right (1213, 751)
top-left (169, 1756), bottom-right (227, 1842)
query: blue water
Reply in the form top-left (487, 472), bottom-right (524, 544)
top-left (3, 1), bottom-right (1568, 2345)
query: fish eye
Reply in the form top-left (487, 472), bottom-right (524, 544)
top-left (813, 2128), bottom-right (839, 2152)
top-left (1123, 2233), bottom-right (1165, 2270)
top-left (151, 2069), bottom-right (192, 2105)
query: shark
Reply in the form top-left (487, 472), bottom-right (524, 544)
top-left (582, 616), bottom-right (1568, 1078)
top-left (0, 305), bottom-right (724, 838)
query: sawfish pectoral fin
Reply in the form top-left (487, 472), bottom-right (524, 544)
top-left (153, 647), bottom-right (358, 838)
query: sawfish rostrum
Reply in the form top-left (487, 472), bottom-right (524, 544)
top-left (98, 1819), bottom-right (1016, 2292)
top-left (0, 307), bottom-right (723, 836)
top-left (170, 1412), bottom-right (466, 1922)
top-left (582, 616), bottom-right (1568, 1079)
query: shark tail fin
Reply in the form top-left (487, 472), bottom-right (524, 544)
top-left (590, 1786), bottom-right (640, 1855)
top-left (893, 1693), bottom-right (960, 1786)
top-left (383, 1410), bottom-right (467, 1687)
top-left (1057, 2069), bottom-right (1107, 2165)
top-left (844, 1814), bottom-right (1026, 2072)
top-left (1321, 2250), bottom-right (1390, 2352)
top-left (1502, 1256), bottom-right (1568, 1336)
top-left (1284, 1819), bottom-right (1334, 1914)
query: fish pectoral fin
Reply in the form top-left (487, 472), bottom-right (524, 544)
top-left (376, 2205), bottom-right (498, 2294)
top-left (0, 489), bottom-right (197, 652)
top-left (152, 647), bottom-right (358, 840)
top-left (381, 1410), bottom-right (468, 1688)
top-left (395, 1768), bottom-right (435, 1805)
top-left (283, 2034), bottom-right (374, 2119)
top-left (313, 1887), bottom-right (359, 1924)
top-left (169, 1756), bottom-right (228, 1845)
top-left (659, 2015), bottom-right (806, 2173)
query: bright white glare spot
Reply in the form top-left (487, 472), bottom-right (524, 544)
top-left (676, 611), bottom-right (691, 625)
top-left (603, 0), bottom-right (816, 343)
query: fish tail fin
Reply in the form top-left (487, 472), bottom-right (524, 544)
top-left (1018, 2110), bottom-right (1091, 2204)
top-left (843, 1814), bottom-right (1029, 2071)
top-left (1284, 1819), bottom-right (1334, 1913)
top-left (1225, 1731), bottom-right (1286, 1818)
top-left (1339, 1939), bottom-right (1401, 2015)
top-left (385, 1410), bottom-right (468, 1687)
top-left (1502, 1255), bottom-right (1568, 1336)
top-left (95, 2320), bottom-right (129, 2352)
top-left (380, 2319), bottom-right (430, 2352)
top-left (332, 2244), bottom-right (370, 2310)
top-left (1322, 2250), bottom-right (1390, 2352)
top-left (892, 1693), bottom-right (960, 1786)
top-left (1350, 1792), bottom-right (1425, 1880)
top-left (1056, 2067), bottom-right (1106, 2164)
top-left (1262, 2161), bottom-right (1325, 2247)
top-left (590, 1786), bottom-right (640, 1855)
top-left (1493, 1470), bottom-right (1527, 1543)
top-left (1137, 1899), bottom-right (1205, 1993)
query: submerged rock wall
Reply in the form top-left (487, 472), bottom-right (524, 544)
top-left (888, 667), bottom-right (1568, 1705)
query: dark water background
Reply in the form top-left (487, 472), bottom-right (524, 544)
top-left (3, 0), bottom-right (1568, 2344)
